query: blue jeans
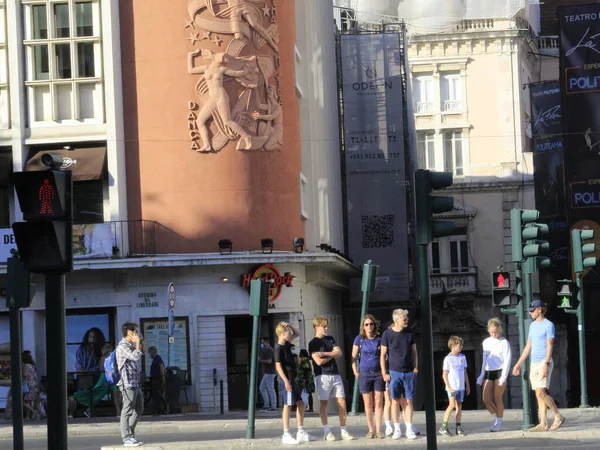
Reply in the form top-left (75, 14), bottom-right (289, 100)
top-left (259, 373), bottom-right (276, 408)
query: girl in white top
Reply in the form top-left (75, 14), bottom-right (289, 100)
top-left (476, 317), bottom-right (511, 432)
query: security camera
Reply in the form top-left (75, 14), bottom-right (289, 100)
top-left (41, 153), bottom-right (64, 169)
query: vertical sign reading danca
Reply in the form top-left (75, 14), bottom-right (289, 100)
top-left (185, 0), bottom-right (283, 153)
top-left (340, 33), bottom-right (409, 303)
top-left (558, 4), bottom-right (600, 278)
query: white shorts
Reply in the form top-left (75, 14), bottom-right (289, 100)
top-left (530, 359), bottom-right (554, 390)
top-left (315, 374), bottom-right (345, 400)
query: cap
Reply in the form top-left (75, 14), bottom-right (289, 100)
top-left (528, 300), bottom-right (544, 312)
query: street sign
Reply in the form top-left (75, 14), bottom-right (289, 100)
top-left (168, 282), bottom-right (176, 309)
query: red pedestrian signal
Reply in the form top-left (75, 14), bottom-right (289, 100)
top-left (13, 171), bottom-right (69, 221)
top-left (492, 271), bottom-right (510, 289)
top-left (491, 271), bottom-right (511, 307)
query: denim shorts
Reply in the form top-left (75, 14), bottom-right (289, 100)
top-left (447, 389), bottom-right (465, 402)
top-left (358, 371), bottom-right (385, 394)
top-left (389, 370), bottom-right (416, 400)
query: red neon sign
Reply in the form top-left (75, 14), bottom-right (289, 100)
top-left (38, 178), bottom-right (56, 215)
top-left (240, 264), bottom-right (294, 303)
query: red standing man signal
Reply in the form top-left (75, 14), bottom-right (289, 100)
top-left (496, 272), bottom-right (505, 288)
top-left (39, 178), bottom-right (55, 215)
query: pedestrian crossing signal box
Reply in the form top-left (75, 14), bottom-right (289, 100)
top-left (556, 279), bottom-right (575, 309)
top-left (491, 271), bottom-right (511, 307)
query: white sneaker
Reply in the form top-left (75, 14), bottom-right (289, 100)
top-left (297, 430), bottom-right (316, 442)
top-left (385, 425), bottom-right (394, 436)
top-left (282, 433), bottom-right (300, 445)
top-left (406, 429), bottom-right (417, 440)
top-left (324, 431), bottom-right (336, 441)
top-left (392, 429), bottom-right (402, 440)
top-left (340, 430), bottom-right (355, 440)
top-left (123, 438), bottom-right (141, 447)
top-left (490, 422), bottom-right (502, 432)
top-left (410, 425), bottom-right (421, 435)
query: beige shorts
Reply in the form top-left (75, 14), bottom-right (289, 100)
top-left (530, 359), bottom-right (553, 390)
top-left (315, 374), bottom-right (345, 400)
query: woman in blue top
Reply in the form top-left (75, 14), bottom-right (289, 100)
top-left (351, 314), bottom-right (385, 439)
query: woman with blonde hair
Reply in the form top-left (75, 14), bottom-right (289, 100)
top-left (351, 314), bottom-right (385, 439)
top-left (477, 317), bottom-right (511, 432)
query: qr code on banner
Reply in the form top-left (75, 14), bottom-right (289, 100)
top-left (361, 215), bottom-right (395, 248)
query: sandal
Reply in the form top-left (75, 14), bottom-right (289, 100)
top-left (527, 424), bottom-right (548, 432)
top-left (366, 431), bottom-right (375, 439)
top-left (376, 432), bottom-right (386, 439)
top-left (550, 416), bottom-right (565, 431)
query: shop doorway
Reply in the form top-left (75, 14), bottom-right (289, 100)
top-left (225, 316), bottom-right (253, 410)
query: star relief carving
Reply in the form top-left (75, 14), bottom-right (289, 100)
top-left (184, 19), bottom-right (195, 29)
top-left (212, 35), bottom-right (222, 47)
top-left (201, 31), bottom-right (212, 40)
top-left (188, 32), bottom-right (200, 45)
top-left (262, 4), bottom-right (271, 17)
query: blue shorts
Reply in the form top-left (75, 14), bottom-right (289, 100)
top-left (282, 379), bottom-right (303, 406)
top-left (389, 370), bottom-right (416, 400)
top-left (447, 389), bottom-right (465, 402)
top-left (358, 371), bottom-right (386, 394)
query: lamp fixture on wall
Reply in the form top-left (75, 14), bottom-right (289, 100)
top-left (261, 238), bottom-right (274, 254)
top-left (218, 239), bottom-right (233, 255)
top-left (221, 276), bottom-right (229, 282)
top-left (293, 237), bottom-right (305, 253)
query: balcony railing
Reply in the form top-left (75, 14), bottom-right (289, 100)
top-left (72, 220), bottom-right (190, 259)
top-left (442, 100), bottom-right (462, 113)
top-left (416, 101), bottom-right (434, 114)
top-left (430, 269), bottom-right (477, 296)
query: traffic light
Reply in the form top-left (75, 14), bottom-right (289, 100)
top-left (12, 168), bottom-right (73, 273)
top-left (510, 209), bottom-right (550, 273)
top-left (492, 271), bottom-right (511, 306)
top-left (571, 229), bottom-right (597, 274)
top-left (249, 279), bottom-right (269, 316)
top-left (361, 261), bottom-right (379, 293)
top-left (6, 257), bottom-right (32, 309)
top-left (556, 279), bottom-right (575, 309)
top-left (414, 170), bottom-right (455, 245)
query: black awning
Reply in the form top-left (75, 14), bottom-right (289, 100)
top-left (25, 147), bottom-right (107, 181)
top-left (0, 151), bottom-right (13, 188)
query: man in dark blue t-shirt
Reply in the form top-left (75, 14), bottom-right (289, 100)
top-left (148, 346), bottom-right (166, 416)
top-left (380, 309), bottom-right (418, 440)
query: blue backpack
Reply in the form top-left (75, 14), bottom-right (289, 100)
top-left (104, 349), bottom-right (121, 385)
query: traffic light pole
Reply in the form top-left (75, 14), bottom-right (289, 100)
top-left (417, 244), bottom-right (437, 450)
top-left (574, 273), bottom-right (588, 407)
top-left (9, 302), bottom-right (24, 450)
top-left (519, 265), bottom-right (533, 429)
top-left (246, 314), bottom-right (261, 438)
top-left (46, 274), bottom-right (68, 450)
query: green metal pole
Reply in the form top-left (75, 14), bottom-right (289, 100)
top-left (575, 273), bottom-right (589, 408)
top-left (521, 267), bottom-right (533, 429)
top-left (350, 287), bottom-right (369, 415)
top-left (417, 244), bottom-right (437, 450)
top-left (246, 314), bottom-right (261, 439)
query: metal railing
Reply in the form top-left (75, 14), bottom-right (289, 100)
top-left (416, 101), bottom-right (434, 113)
top-left (442, 99), bottom-right (462, 112)
top-left (72, 219), bottom-right (190, 259)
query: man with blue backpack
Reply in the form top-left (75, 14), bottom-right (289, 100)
top-left (112, 321), bottom-right (144, 447)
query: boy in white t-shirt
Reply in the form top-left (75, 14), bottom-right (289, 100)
top-left (439, 336), bottom-right (470, 437)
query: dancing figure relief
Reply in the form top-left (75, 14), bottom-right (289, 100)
top-left (186, 0), bottom-right (282, 152)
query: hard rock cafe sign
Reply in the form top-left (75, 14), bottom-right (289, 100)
top-left (240, 264), bottom-right (294, 305)
top-left (185, 0), bottom-right (283, 153)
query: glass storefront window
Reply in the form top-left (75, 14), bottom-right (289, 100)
top-left (66, 309), bottom-right (114, 373)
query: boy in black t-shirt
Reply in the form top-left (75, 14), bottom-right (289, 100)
top-left (308, 316), bottom-right (354, 441)
top-left (274, 321), bottom-right (315, 445)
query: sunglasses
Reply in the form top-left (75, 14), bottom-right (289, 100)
top-left (364, 323), bottom-right (375, 327)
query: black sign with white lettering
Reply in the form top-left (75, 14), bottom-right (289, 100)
top-left (558, 4), bottom-right (600, 235)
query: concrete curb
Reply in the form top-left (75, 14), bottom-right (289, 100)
top-left (1, 407), bottom-right (599, 440)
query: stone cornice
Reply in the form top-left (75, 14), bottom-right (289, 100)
top-left (443, 177), bottom-right (534, 193)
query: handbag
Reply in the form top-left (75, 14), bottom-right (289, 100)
top-left (22, 380), bottom-right (29, 395)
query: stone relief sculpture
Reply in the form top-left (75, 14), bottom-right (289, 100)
top-left (186, 0), bottom-right (282, 153)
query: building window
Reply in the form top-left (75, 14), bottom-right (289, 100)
top-left (299, 171), bottom-right (308, 219)
top-left (73, 180), bottom-right (104, 223)
top-left (417, 132), bottom-right (435, 170)
top-left (23, 0), bottom-right (104, 124)
top-left (66, 308), bottom-right (115, 373)
top-left (430, 230), bottom-right (470, 274)
top-left (413, 75), bottom-right (434, 114)
top-left (441, 73), bottom-right (463, 112)
top-left (443, 131), bottom-right (464, 176)
top-left (0, 1), bottom-right (9, 129)
top-left (340, 8), bottom-right (356, 31)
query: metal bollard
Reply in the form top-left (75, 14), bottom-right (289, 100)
top-left (220, 380), bottom-right (224, 415)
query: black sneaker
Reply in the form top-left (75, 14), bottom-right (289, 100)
top-left (456, 428), bottom-right (467, 436)
top-left (439, 427), bottom-right (452, 437)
